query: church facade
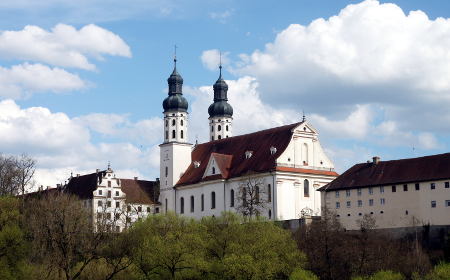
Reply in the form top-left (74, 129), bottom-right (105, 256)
top-left (159, 59), bottom-right (338, 220)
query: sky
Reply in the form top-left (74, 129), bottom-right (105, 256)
top-left (0, 0), bottom-right (450, 187)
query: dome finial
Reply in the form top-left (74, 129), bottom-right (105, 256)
top-left (174, 44), bottom-right (177, 69)
top-left (219, 51), bottom-right (222, 78)
top-left (302, 110), bottom-right (306, 122)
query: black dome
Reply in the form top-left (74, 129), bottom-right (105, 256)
top-left (208, 100), bottom-right (233, 117)
top-left (163, 94), bottom-right (188, 112)
top-left (167, 68), bottom-right (183, 84)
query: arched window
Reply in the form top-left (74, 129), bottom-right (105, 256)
top-left (304, 179), bottom-right (310, 197)
top-left (211, 125), bottom-right (214, 132)
top-left (181, 119), bottom-right (184, 126)
top-left (165, 130), bottom-right (168, 140)
top-left (181, 130), bottom-right (184, 139)
top-left (267, 184), bottom-right (272, 202)
top-left (211, 136), bottom-right (214, 141)
top-left (190, 196), bottom-right (194, 213)
top-left (165, 166), bottom-right (168, 177)
top-left (255, 186), bottom-right (260, 203)
top-left (165, 198), bottom-right (168, 213)
top-left (201, 194), bottom-right (204, 211)
top-left (218, 135), bottom-right (222, 140)
top-left (212, 167), bottom-right (216, 174)
top-left (226, 125), bottom-right (229, 131)
top-left (172, 119), bottom-right (175, 126)
top-left (269, 209), bottom-right (272, 219)
top-left (180, 197), bottom-right (184, 214)
top-left (302, 143), bottom-right (309, 165)
top-left (211, 192), bottom-right (216, 209)
top-left (218, 125), bottom-right (222, 131)
top-left (172, 130), bottom-right (175, 139)
top-left (165, 120), bottom-right (168, 127)
top-left (230, 189), bottom-right (235, 207)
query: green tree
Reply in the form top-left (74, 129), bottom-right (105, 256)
top-left (352, 270), bottom-right (404, 280)
top-left (289, 268), bottom-right (319, 280)
top-left (0, 197), bottom-right (27, 280)
top-left (130, 212), bottom-right (206, 279)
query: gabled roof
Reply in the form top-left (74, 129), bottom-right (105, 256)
top-left (65, 170), bottom-right (107, 199)
top-left (203, 153), bottom-right (233, 179)
top-left (176, 122), bottom-right (301, 187)
top-left (120, 179), bottom-right (159, 205)
top-left (320, 153), bottom-right (450, 191)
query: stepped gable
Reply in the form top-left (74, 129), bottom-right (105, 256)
top-left (120, 179), bottom-right (159, 204)
top-left (176, 122), bottom-right (300, 187)
top-left (320, 153), bottom-right (450, 191)
top-left (65, 170), bottom-right (107, 199)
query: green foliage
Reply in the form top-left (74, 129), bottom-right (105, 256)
top-left (289, 268), bottom-right (319, 280)
top-left (0, 197), bottom-right (27, 280)
top-left (425, 262), bottom-right (450, 280)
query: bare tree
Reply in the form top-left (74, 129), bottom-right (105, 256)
top-left (0, 154), bottom-right (36, 197)
top-left (16, 154), bottom-right (36, 196)
top-left (236, 176), bottom-right (267, 219)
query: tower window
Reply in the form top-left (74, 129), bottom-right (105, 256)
top-left (181, 130), bottom-right (184, 139)
top-left (218, 135), bottom-right (221, 140)
top-left (172, 119), bottom-right (175, 126)
top-left (165, 166), bottom-right (168, 177)
top-left (226, 125), bottom-right (229, 131)
top-left (165, 130), bottom-right (168, 140)
top-left (211, 126), bottom-right (214, 132)
top-left (165, 120), bottom-right (168, 127)
top-left (172, 130), bottom-right (175, 139)
top-left (181, 119), bottom-right (184, 126)
top-left (218, 125), bottom-right (222, 131)
top-left (211, 136), bottom-right (214, 141)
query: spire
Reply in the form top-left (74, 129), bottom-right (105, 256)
top-left (209, 55), bottom-right (233, 118)
top-left (219, 51), bottom-right (222, 79)
top-left (302, 110), bottom-right (306, 122)
top-left (163, 49), bottom-right (188, 113)
top-left (173, 44), bottom-right (177, 70)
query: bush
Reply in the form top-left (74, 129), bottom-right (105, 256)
top-left (425, 262), bottom-right (450, 280)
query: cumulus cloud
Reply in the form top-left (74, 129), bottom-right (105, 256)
top-left (233, 0), bottom-right (450, 134)
top-left (0, 63), bottom-right (86, 99)
top-left (0, 100), bottom-right (161, 188)
top-left (0, 24), bottom-right (131, 70)
top-left (201, 49), bottom-right (230, 71)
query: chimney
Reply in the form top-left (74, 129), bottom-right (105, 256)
top-left (96, 168), bottom-right (99, 173)
top-left (156, 178), bottom-right (160, 182)
top-left (76, 174), bottom-right (80, 177)
top-left (372, 156), bottom-right (380, 164)
top-left (134, 176), bottom-right (138, 180)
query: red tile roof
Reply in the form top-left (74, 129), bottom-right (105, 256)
top-left (275, 166), bottom-right (338, 177)
top-left (320, 153), bottom-right (450, 191)
top-left (211, 152), bottom-right (233, 178)
top-left (177, 122), bottom-right (305, 187)
top-left (120, 179), bottom-right (159, 205)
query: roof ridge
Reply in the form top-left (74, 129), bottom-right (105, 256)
top-left (362, 152), bottom-right (450, 165)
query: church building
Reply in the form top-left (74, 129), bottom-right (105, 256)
top-left (159, 58), bottom-right (338, 220)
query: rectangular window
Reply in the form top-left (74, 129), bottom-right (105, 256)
top-left (336, 202), bottom-right (340, 209)
top-left (98, 201), bottom-right (102, 207)
top-left (346, 190), bottom-right (351, 197)
top-left (446, 200), bottom-right (450, 207)
top-left (357, 188), bottom-right (362, 196)
top-left (358, 200), bottom-right (362, 207)
top-left (335, 191), bottom-right (340, 198)
top-left (147, 207), bottom-right (151, 212)
top-left (116, 226), bottom-right (120, 232)
top-left (108, 181), bottom-right (111, 188)
top-left (403, 184), bottom-right (408, 192)
top-left (138, 206), bottom-right (142, 212)
top-left (415, 183), bottom-right (420, 191)
top-left (431, 183), bottom-right (436, 190)
top-left (127, 205), bottom-right (131, 212)
top-left (369, 199), bottom-right (374, 206)
top-left (107, 213), bottom-right (111, 219)
top-left (380, 186), bottom-right (384, 193)
top-left (392, 185), bottom-right (397, 192)
top-left (431, 201), bottom-right (436, 208)
top-left (107, 191), bottom-right (111, 198)
top-left (115, 201), bottom-right (120, 208)
top-left (380, 198), bottom-right (385, 205)
top-left (445, 182), bottom-right (449, 189)
top-left (155, 207), bottom-right (160, 213)
top-left (115, 191), bottom-right (119, 196)
top-left (346, 201), bottom-right (351, 208)
top-left (107, 201), bottom-right (111, 207)
top-left (115, 213), bottom-right (120, 220)
top-left (369, 187), bottom-right (373, 195)
top-left (99, 189), bottom-right (102, 195)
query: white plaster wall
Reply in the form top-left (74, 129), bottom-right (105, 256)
top-left (209, 117), bottom-right (232, 141)
top-left (164, 112), bottom-right (188, 143)
top-left (323, 179), bottom-right (450, 230)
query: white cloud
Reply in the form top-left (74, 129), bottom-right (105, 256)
top-left (0, 24), bottom-right (131, 70)
top-left (0, 100), bottom-right (161, 188)
top-left (0, 63), bottom-right (86, 99)
top-left (233, 0), bottom-right (450, 133)
top-left (200, 49), bottom-right (230, 71)
top-left (209, 10), bottom-right (232, 23)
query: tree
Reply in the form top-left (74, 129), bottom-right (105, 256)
top-left (0, 154), bottom-right (36, 197)
top-left (25, 193), bottom-right (105, 280)
top-left (289, 268), bottom-right (319, 280)
top-left (352, 270), bottom-right (404, 280)
top-left (129, 212), bottom-right (205, 279)
top-left (0, 197), bottom-right (27, 280)
top-left (236, 176), bottom-right (267, 219)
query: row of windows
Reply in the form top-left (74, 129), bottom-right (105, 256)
top-left (211, 134), bottom-right (229, 141)
top-left (97, 201), bottom-right (152, 212)
top-left (336, 181), bottom-right (450, 197)
top-left (337, 211), bottom-right (384, 218)
top-left (211, 124), bottom-right (229, 132)
top-left (165, 118), bottom-right (184, 127)
top-left (179, 184), bottom-right (274, 214)
top-left (336, 198), bottom-right (386, 209)
top-left (97, 189), bottom-right (120, 197)
top-left (431, 200), bottom-right (450, 208)
top-left (165, 129), bottom-right (184, 140)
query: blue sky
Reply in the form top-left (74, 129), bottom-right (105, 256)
top-left (0, 0), bottom-right (449, 186)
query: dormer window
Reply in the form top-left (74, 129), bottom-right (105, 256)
top-left (270, 146), bottom-right (277, 155)
top-left (245, 151), bottom-right (253, 159)
top-left (194, 161), bottom-right (201, 168)
top-left (212, 167), bottom-right (216, 174)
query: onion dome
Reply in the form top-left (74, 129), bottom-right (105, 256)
top-left (163, 58), bottom-right (188, 113)
top-left (208, 65), bottom-right (233, 117)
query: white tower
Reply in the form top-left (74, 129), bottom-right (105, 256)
top-left (159, 57), bottom-right (193, 213)
top-left (208, 64), bottom-right (233, 141)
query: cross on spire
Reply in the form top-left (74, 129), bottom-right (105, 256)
top-left (219, 51), bottom-right (222, 77)
top-left (302, 110), bottom-right (306, 122)
top-left (174, 44), bottom-right (178, 67)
